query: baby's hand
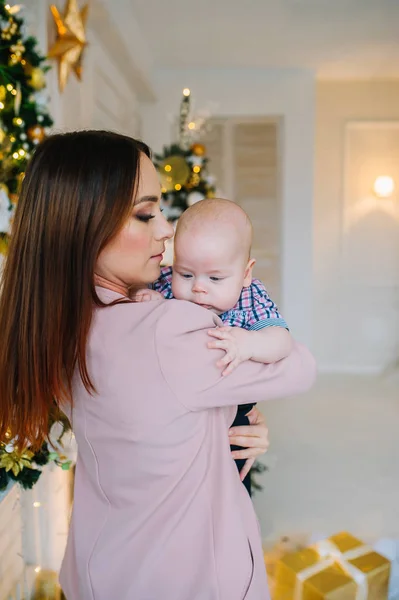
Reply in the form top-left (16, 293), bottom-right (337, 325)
top-left (207, 326), bottom-right (253, 376)
top-left (132, 289), bottom-right (164, 302)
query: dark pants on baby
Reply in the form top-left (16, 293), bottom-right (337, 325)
top-left (231, 403), bottom-right (255, 496)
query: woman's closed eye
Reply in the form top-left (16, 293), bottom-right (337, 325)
top-left (136, 207), bottom-right (164, 223)
top-left (136, 214), bottom-right (155, 223)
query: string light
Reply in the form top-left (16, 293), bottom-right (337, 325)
top-left (34, 566), bottom-right (41, 574)
top-left (193, 166), bottom-right (201, 174)
top-left (0, 102), bottom-right (3, 110)
top-left (12, 151), bottom-right (19, 159)
top-left (11, 88), bottom-right (17, 96)
top-left (33, 501), bottom-right (41, 508)
top-left (183, 88), bottom-right (190, 97)
top-left (188, 122), bottom-right (196, 130)
top-left (6, 84), bottom-right (13, 91)
top-left (10, 136), bottom-right (16, 142)
top-left (175, 184), bottom-right (182, 191)
top-left (164, 165), bottom-right (172, 172)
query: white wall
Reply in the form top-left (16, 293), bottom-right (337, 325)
top-left (25, 0), bottom-right (154, 135)
top-left (142, 68), bottom-right (315, 347)
top-left (315, 81), bottom-right (399, 372)
top-left (255, 373), bottom-right (399, 544)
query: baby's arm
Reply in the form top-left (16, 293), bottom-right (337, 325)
top-left (246, 326), bottom-right (292, 363)
top-left (207, 279), bottom-right (292, 375)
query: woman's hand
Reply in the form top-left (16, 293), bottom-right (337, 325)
top-left (228, 407), bottom-right (269, 481)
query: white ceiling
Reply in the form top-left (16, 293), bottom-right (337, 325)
top-left (130, 0), bottom-right (399, 78)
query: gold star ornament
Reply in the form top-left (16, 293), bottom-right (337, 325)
top-left (48, 0), bottom-right (89, 92)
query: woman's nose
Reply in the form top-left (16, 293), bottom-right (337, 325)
top-left (157, 214), bottom-right (174, 241)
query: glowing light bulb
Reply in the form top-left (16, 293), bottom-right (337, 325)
top-left (6, 84), bottom-right (13, 91)
top-left (183, 88), bottom-right (190, 97)
top-left (373, 176), bottom-right (394, 198)
top-left (12, 152), bottom-right (19, 159)
top-left (175, 184), bottom-right (182, 191)
top-left (33, 501), bottom-right (41, 508)
top-left (35, 566), bottom-right (41, 573)
top-left (188, 122), bottom-right (196, 130)
top-left (164, 165), bottom-right (172, 172)
top-left (0, 102), bottom-right (3, 110)
top-left (193, 166), bottom-right (201, 173)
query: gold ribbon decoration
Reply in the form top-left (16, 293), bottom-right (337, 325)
top-left (294, 538), bottom-right (372, 600)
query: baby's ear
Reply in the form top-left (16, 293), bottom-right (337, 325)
top-left (243, 258), bottom-right (256, 287)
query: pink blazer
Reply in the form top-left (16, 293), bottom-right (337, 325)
top-left (59, 287), bottom-right (316, 600)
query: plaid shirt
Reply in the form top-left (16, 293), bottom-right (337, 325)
top-left (153, 266), bottom-right (288, 331)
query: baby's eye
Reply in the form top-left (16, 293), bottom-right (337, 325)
top-left (210, 276), bottom-right (223, 282)
top-left (180, 273), bottom-right (193, 279)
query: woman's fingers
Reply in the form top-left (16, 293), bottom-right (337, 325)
top-left (240, 458), bottom-right (255, 481)
top-left (246, 406), bottom-right (265, 425)
top-left (231, 447), bottom-right (260, 460)
top-left (229, 435), bottom-right (269, 450)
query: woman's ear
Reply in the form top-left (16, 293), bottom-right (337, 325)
top-left (243, 258), bottom-right (256, 287)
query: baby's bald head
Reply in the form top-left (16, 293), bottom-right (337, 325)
top-left (171, 199), bottom-right (256, 313)
top-left (175, 198), bottom-right (252, 262)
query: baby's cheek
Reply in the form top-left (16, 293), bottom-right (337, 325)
top-left (171, 276), bottom-right (185, 300)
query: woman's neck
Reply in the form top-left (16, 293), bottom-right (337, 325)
top-left (94, 274), bottom-right (129, 297)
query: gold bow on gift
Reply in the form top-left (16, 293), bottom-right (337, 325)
top-left (274, 532), bottom-right (391, 600)
top-left (294, 538), bottom-right (371, 600)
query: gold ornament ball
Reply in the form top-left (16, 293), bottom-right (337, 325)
top-left (159, 155), bottom-right (190, 192)
top-left (190, 143), bottom-right (206, 157)
top-left (27, 125), bottom-right (46, 144)
top-left (26, 66), bottom-right (46, 91)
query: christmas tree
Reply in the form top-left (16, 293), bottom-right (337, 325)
top-left (0, 0), bottom-right (53, 253)
top-left (154, 89), bottom-right (217, 221)
top-left (0, 2), bottom-right (73, 491)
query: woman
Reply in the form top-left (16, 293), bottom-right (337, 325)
top-left (0, 131), bottom-right (316, 600)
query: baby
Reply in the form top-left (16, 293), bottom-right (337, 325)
top-left (152, 198), bottom-right (291, 372)
top-left (140, 198), bottom-right (292, 491)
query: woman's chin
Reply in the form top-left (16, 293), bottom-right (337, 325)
top-left (144, 263), bottom-right (162, 284)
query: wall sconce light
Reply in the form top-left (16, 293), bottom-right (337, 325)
top-left (373, 176), bottom-right (395, 199)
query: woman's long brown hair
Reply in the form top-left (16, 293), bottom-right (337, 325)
top-left (0, 130), bottom-right (150, 449)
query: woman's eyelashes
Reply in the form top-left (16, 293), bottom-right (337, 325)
top-left (136, 207), bottom-right (164, 223)
top-left (136, 214), bottom-right (155, 222)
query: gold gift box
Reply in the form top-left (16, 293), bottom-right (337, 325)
top-left (271, 532), bottom-right (390, 600)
